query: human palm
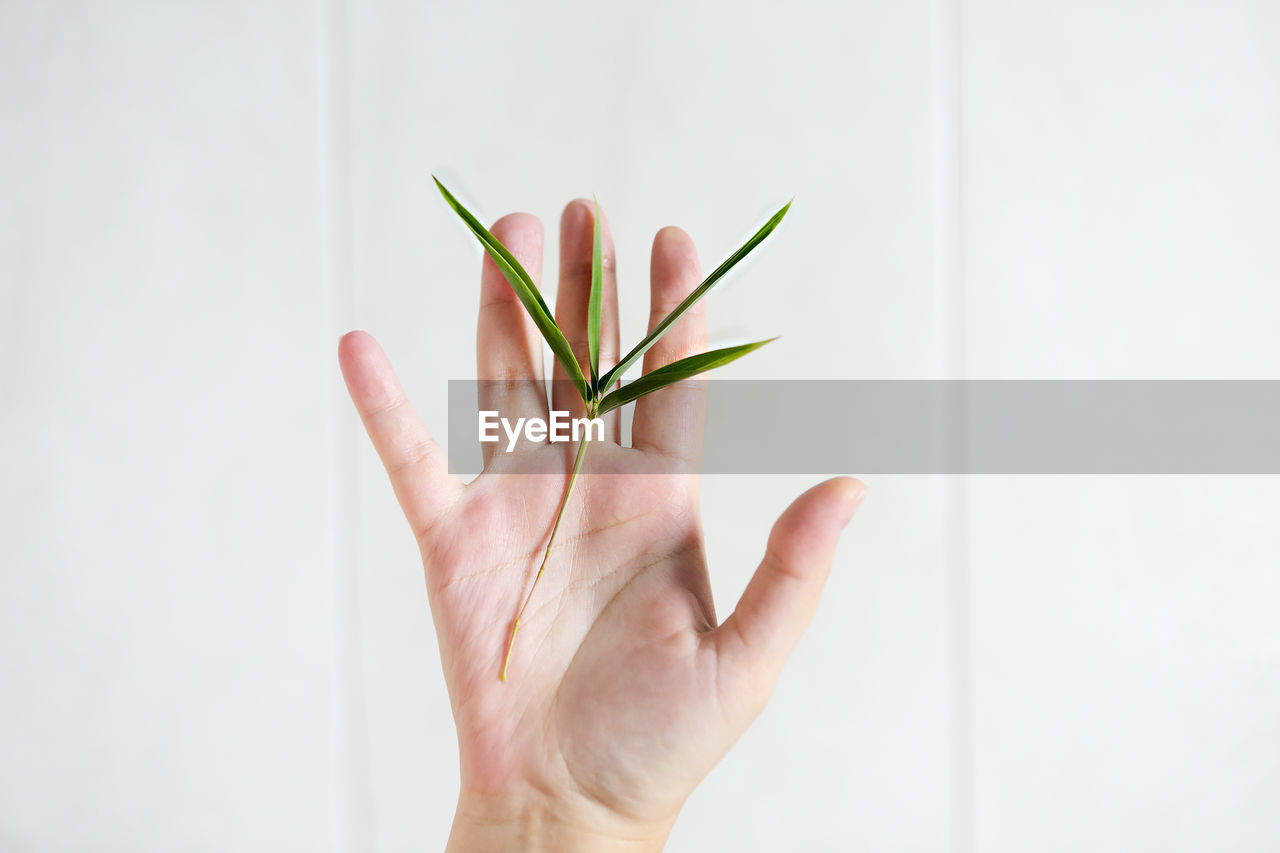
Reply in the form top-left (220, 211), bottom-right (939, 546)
top-left (339, 199), bottom-right (864, 851)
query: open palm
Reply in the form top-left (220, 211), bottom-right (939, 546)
top-left (338, 200), bottom-right (865, 851)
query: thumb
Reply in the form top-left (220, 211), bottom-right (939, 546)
top-left (715, 477), bottom-right (866, 705)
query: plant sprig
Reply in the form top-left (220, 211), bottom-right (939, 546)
top-left (433, 176), bottom-right (789, 679)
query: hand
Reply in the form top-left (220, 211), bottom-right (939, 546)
top-left (338, 199), bottom-right (866, 852)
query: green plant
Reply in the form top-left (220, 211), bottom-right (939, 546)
top-left (434, 177), bottom-right (789, 680)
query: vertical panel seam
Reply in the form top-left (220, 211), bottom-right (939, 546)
top-left (319, 0), bottom-right (371, 848)
top-left (932, 0), bottom-right (973, 849)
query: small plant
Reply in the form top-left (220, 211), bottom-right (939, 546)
top-left (434, 177), bottom-right (789, 680)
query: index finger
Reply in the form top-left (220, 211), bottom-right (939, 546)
top-left (630, 226), bottom-right (707, 464)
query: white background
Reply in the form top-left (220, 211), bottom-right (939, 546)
top-left (2, 1), bottom-right (1277, 851)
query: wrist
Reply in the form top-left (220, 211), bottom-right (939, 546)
top-left (446, 789), bottom-right (673, 853)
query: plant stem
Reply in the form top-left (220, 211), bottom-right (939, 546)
top-left (500, 418), bottom-right (594, 681)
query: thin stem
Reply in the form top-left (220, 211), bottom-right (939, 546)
top-left (500, 415), bottom-right (594, 681)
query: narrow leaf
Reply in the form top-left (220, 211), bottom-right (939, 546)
top-left (596, 338), bottom-right (777, 415)
top-left (599, 200), bottom-right (791, 389)
top-left (587, 195), bottom-right (603, 390)
top-left (434, 176), bottom-right (589, 401)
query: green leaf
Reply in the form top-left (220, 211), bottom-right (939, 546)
top-left (433, 176), bottom-right (589, 401)
top-left (599, 200), bottom-right (791, 389)
top-left (587, 195), bottom-right (603, 391)
top-left (596, 338), bottom-right (777, 415)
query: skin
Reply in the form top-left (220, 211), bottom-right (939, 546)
top-left (338, 199), bottom-right (866, 851)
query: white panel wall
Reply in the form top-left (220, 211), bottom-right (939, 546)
top-left (0, 4), bottom-right (340, 852)
top-left (963, 2), bottom-right (1280, 851)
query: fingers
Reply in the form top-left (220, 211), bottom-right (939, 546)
top-left (552, 199), bottom-right (620, 439)
top-left (630, 226), bottom-right (707, 462)
top-left (339, 331), bottom-right (461, 541)
top-left (476, 213), bottom-right (548, 453)
top-left (713, 477), bottom-right (866, 707)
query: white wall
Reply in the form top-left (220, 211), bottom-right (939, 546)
top-left (0, 3), bottom-right (341, 851)
top-left (962, 4), bottom-right (1280, 850)
top-left (1, 1), bottom-right (1276, 851)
